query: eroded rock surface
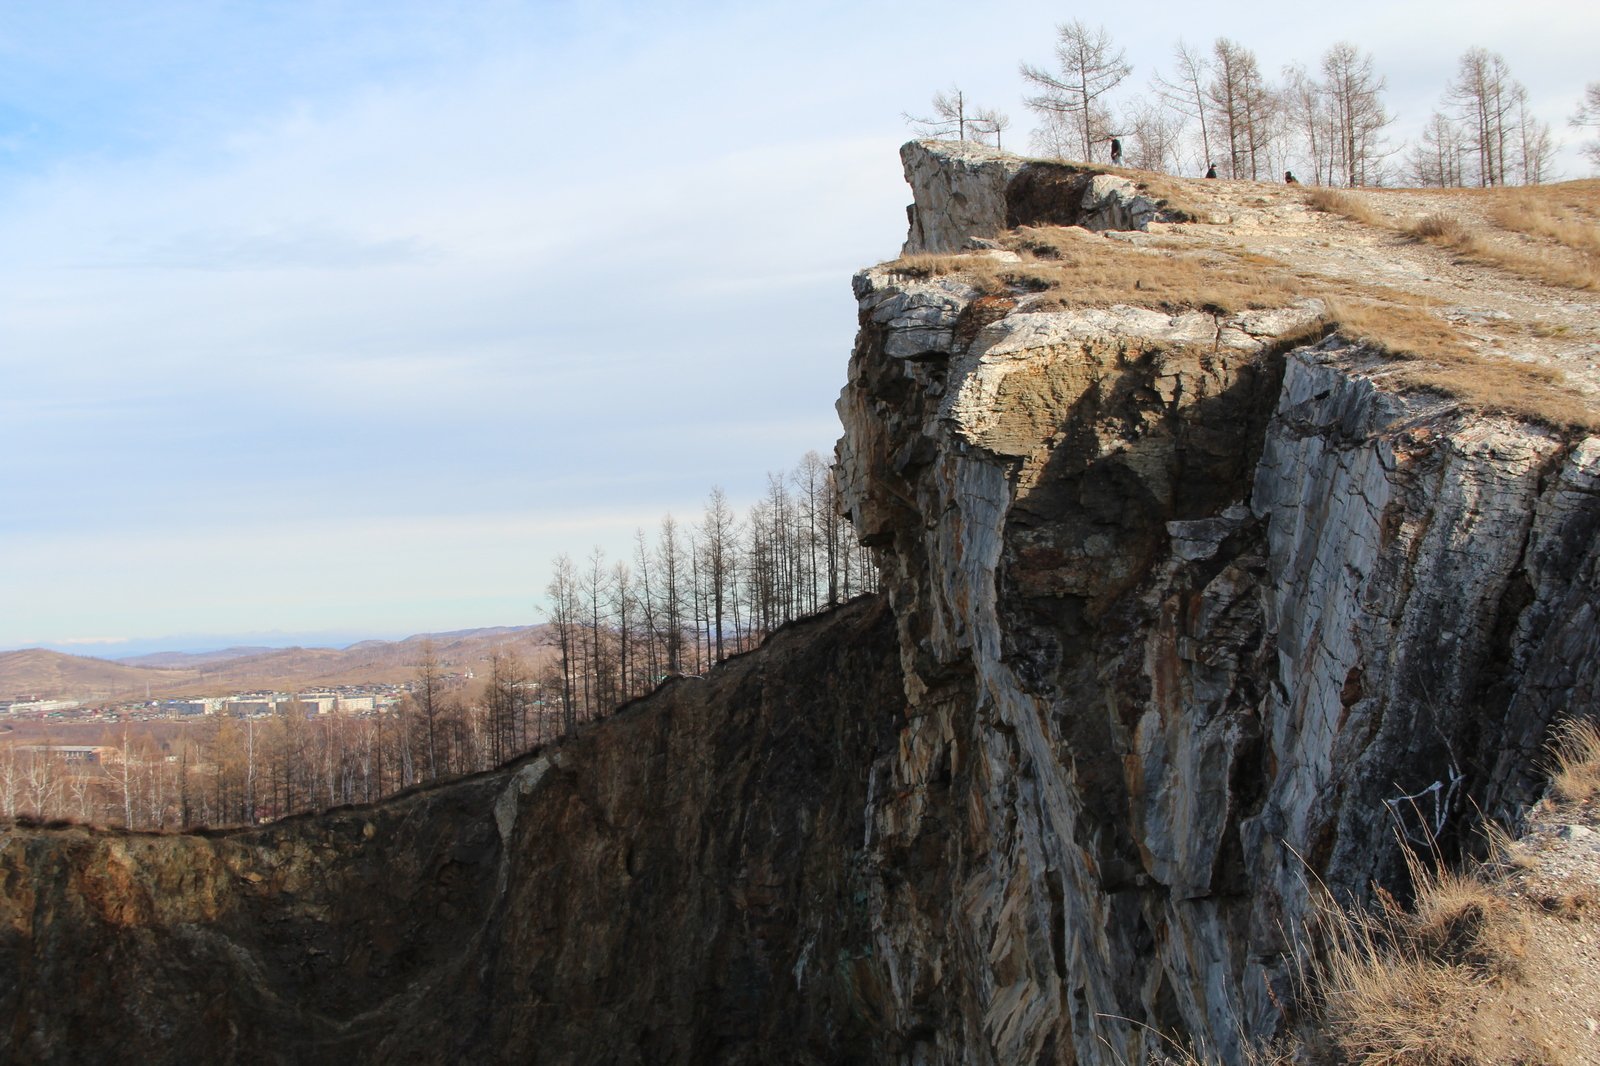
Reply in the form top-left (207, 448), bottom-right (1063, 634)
top-left (900, 139), bottom-right (1165, 254)
top-left (834, 236), bottom-right (1600, 1062)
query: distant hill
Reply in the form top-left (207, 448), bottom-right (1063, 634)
top-left (117, 646), bottom-right (279, 669)
top-left (1, 625), bottom-right (554, 702)
top-left (0, 649), bottom-right (194, 702)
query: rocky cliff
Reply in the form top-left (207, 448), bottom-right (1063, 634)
top-left (833, 140), bottom-right (1600, 1062)
top-left (2, 142), bottom-right (1597, 1065)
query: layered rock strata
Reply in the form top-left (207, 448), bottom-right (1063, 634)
top-left (835, 155), bottom-right (1600, 1061)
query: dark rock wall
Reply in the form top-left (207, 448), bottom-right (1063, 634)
top-left (834, 248), bottom-right (1600, 1064)
top-left (0, 597), bottom-right (905, 1065)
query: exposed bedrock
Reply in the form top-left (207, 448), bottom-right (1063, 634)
top-left (899, 138), bottom-right (1170, 255)
top-left (834, 244), bottom-right (1600, 1062)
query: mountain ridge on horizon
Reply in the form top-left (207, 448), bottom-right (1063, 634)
top-left (0, 624), bottom-right (553, 703)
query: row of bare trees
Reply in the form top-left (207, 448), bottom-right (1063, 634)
top-left (1, 452), bottom-right (880, 830)
top-left (543, 450), bottom-right (878, 728)
top-left (914, 22), bottom-right (1582, 186)
top-left (0, 688), bottom-right (547, 830)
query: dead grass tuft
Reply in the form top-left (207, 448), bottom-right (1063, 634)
top-left (1318, 297), bottom-right (1600, 431)
top-left (1406, 213), bottom-right (1470, 243)
top-left (1302, 850), bottom-right (1553, 1065)
top-left (1404, 208), bottom-right (1599, 293)
top-left (1548, 718), bottom-right (1600, 805)
top-left (1305, 188), bottom-right (1384, 227)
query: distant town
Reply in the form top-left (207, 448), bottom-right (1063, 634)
top-left (1, 681), bottom-right (417, 726)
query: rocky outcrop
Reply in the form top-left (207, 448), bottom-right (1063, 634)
top-left (0, 599), bottom-right (907, 1065)
top-left (835, 200), bottom-right (1600, 1060)
top-left (900, 139), bottom-right (1165, 254)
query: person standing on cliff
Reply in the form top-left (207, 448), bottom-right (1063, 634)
top-left (1110, 136), bottom-right (1123, 166)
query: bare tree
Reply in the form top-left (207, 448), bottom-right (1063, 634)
top-left (632, 527), bottom-right (662, 685)
top-left (1282, 63), bottom-right (1330, 184)
top-left (1119, 96), bottom-right (1186, 173)
top-left (1445, 47), bottom-right (1516, 186)
top-left (1512, 85), bottom-right (1557, 184)
top-left (545, 554), bottom-right (579, 736)
top-left (1320, 43), bottom-right (1391, 186)
top-left (1407, 110), bottom-right (1468, 186)
top-left (655, 516), bottom-right (686, 674)
top-left (699, 488), bottom-right (737, 663)
top-left (1573, 82), bottom-right (1600, 170)
top-left (904, 86), bottom-right (1009, 148)
top-left (1152, 40), bottom-right (1212, 174)
top-left (1021, 21), bottom-right (1132, 162)
top-left (1207, 38), bottom-right (1275, 180)
top-left (411, 639), bottom-right (447, 780)
top-left (971, 106), bottom-right (1012, 150)
top-left (611, 559), bottom-right (634, 700)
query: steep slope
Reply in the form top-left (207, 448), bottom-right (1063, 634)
top-left (0, 598), bottom-right (904, 1065)
top-left (831, 140), bottom-right (1600, 1062)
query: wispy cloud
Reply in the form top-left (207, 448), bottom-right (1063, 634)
top-left (2, 0), bottom-right (1596, 648)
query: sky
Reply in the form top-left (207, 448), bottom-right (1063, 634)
top-left (2, 0), bottom-right (1597, 656)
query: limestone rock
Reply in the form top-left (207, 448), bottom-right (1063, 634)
top-left (899, 139), bottom-right (1167, 255)
top-left (834, 262), bottom-right (1600, 1064)
top-left (900, 139), bottom-right (1024, 255)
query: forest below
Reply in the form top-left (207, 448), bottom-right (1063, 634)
top-left (1, 451), bottom-right (878, 831)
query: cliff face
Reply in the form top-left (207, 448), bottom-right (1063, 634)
top-left (0, 599), bottom-right (907, 1065)
top-left (833, 141), bottom-right (1600, 1062)
top-left (3, 142), bottom-right (1598, 1066)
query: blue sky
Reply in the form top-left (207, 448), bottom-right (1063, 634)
top-left (3, 0), bottom-right (1596, 654)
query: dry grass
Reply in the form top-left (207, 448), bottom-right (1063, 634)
top-left (1305, 181), bottom-right (1600, 291)
top-left (1405, 213), bottom-right (1470, 243)
top-left (1305, 187), bottom-right (1384, 227)
top-left (889, 217), bottom-right (1600, 428)
top-left (887, 226), bottom-right (1309, 316)
top-left (1294, 848), bottom-right (1541, 1066)
top-left (1487, 194), bottom-right (1600, 259)
top-left (1404, 210), bottom-right (1600, 293)
top-left (883, 229), bottom-right (1598, 431)
top-left (1548, 718), bottom-right (1600, 804)
top-left (1318, 297), bottom-right (1600, 431)
top-left (1282, 716), bottom-right (1600, 1066)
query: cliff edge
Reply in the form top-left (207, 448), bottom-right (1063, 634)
top-left (833, 140), bottom-right (1600, 1062)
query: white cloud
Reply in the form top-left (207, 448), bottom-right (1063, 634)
top-left (3, 0), bottom-right (1597, 648)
